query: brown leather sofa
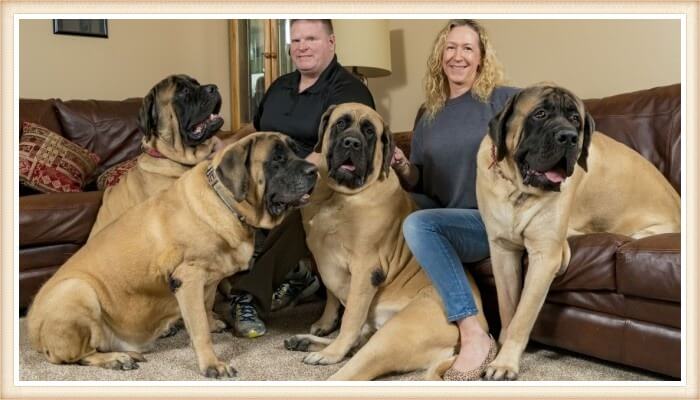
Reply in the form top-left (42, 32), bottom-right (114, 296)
top-left (18, 98), bottom-right (145, 310)
top-left (393, 83), bottom-right (681, 378)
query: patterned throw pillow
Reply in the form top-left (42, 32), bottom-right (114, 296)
top-left (19, 122), bottom-right (100, 193)
top-left (96, 157), bottom-right (138, 190)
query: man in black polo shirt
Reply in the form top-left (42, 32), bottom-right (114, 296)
top-left (219, 19), bottom-right (375, 338)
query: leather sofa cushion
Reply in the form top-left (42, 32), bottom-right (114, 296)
top-left (616, 233), bottom-right (681, 302)
top-left (55, 98), bottom-right (144, 176)
top-left (546, 290), bottom-right (680, 329)
top-left (584, 84), bottom-right (680, 193)
top-left (531, 302), bottom-right (680, 378)
top-left (19, 99), bottom-right (63, 137)
top-left (551, 233), bottom-right (631, 291)
top-left (472, 233), bottom-right (631, 292)
top-left (19, 191), bottom-right (103, 246)
top-left (19, 243), bottom-right (79, 272)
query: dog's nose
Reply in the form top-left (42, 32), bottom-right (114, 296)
top-left (302, 163), bottom-right (318, 176)
top-left (555, 130), bottom-right (578, 147)
top-left (203, 84), bottom-right (218, 94)
top-left (342, 137), bottom-right (362, 151)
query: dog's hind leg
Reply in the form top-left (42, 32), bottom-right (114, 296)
top-left (79, 351), bottom-right (146, 370)
top-left (630, 223), bottom-right (680, 239)
top-left (29, 279), bottom-right (147, 370)
top-left (310, 288), bottom-right (342, 336)
top-left (328, 294), bottom-right (458, 381)
top-left (284, 334), bottom-right (334, 353)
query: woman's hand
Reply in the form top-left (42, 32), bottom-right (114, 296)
top-left (391, 146), bottom-right (418, 190)
top-left (391, 147), bottom-right (410, 171)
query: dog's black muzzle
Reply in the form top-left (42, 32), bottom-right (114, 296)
top-left (327, 131), bottom-right (371, 189)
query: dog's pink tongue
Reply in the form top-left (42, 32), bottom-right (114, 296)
top-left (545, 170), bottom-right (566, 183)
top-left (340, 164), bottom-right (356, 172)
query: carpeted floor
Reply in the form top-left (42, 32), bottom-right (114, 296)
top-left (18, 299), bottom-right (669, 381)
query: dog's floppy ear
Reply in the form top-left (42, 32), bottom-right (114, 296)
top-left (216, 138), bottom-right (253, 202)
top-left (577, 111), bottom-right (594, 172)
top-left (379, 122), bottom-right (394, 181)
top-left (313, 104), bottom-right (337, 153)
top-left (488, 92), bottom-right (520, 161)
top-left (138, 86), bottom-right (159, 140)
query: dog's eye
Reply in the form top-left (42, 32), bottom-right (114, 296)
top-left (365, 126), bottom-right (376, 136)
top-left (177, 88), bottom-right (190, 98)
top-left (274, 153), bottom-right (285, 163)
top-left (336, 119), bottom-right (347, 130)
top-left (533, 109), bottom-right (547, 120)
top-left (569, 114), bottom-right (580, 124)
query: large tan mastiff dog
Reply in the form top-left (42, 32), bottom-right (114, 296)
top-left (285, 103), bottom-right (487, 380)
top-left (89, 74), bottom-right (223, 238)
top-left (475, 84), bottom-right (681, 380)
top-left (27, 132), bottom-right (317, 377)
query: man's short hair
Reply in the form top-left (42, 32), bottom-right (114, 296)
top-left (289, 19), bottom-right (334, 35)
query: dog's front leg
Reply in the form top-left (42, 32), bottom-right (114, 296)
top-left (303, 264), bottom-right (378, 365)
top-left (488, 243), bottom-right (524, 344)
top-left (172, 264), bottom-right (236, 378)
top-left (484, 240), bottom-right (562, 381)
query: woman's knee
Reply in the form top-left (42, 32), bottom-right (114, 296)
top-left (402, 211), bottom-right (436, 241)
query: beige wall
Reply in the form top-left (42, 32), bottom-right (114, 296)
top-left (368, 19), bottom-right (681, 132)
top-left (19, 19), bottom-right (232, 130)
top-left (20, 19), bottom-right (680, 134)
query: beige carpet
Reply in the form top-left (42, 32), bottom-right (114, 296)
top-left (19, 299), bottom-right (668, 381)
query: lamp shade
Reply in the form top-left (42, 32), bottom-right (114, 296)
top-left (333, 19), bottom-right (392, 78)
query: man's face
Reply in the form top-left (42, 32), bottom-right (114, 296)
top-left (290, 20), bottom-right (336, 77)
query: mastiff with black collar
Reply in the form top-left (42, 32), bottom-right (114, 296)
top-left (89, 74), bottom-right (224, 238)
top-left (27, 132), bottom-right (317, 378)
top-left (285, 103), bottom-right (488, 380)
top-left (475, 83), bottom-right (680, 380)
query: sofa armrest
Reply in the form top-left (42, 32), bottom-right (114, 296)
top-left (616, 233), bottom-right (680, 302)
top-left (20, 191), bottom-right (104, 246)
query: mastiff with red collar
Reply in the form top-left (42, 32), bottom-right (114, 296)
top-left (89, 74), bottom-right (224, 238)
top-left (476, 83), bottom-right (680, 380)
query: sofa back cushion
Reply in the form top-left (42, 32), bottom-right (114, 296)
top-left (19, 99), bottom-right (63, 137)
top-left (583, 84), bottom-right (681, 194)
top-left (55, 98), bottom-right (144, 176)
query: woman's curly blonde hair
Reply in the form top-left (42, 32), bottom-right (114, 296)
top-left (423, 20), bottom-right (505, 120)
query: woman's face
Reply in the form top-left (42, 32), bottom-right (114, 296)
top-left (441, 25), bottom-right (482, 95)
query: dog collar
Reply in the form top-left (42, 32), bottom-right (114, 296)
top-left (144, 146), bottom-right (167, 159)
top-left (205, 165), bottom-right (249, 227)
top-left (488, 144), bottom-right (498, 169)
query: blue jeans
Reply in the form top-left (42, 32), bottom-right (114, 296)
top-left (402, 194), bottom-right (489, 322)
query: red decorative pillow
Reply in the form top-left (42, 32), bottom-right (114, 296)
top-left (19, 122), bottom-right (100, 193)
top-left (96, 157), bottom-right (138, 190)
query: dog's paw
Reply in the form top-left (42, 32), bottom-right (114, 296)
top-left (160, 319), bottom-right (184, 338)
top-left (100, 353), bottom-right (144, 371)
top-left (482, 362), bottom-right (518, 381)
top-left (210, 318), bottom-right (227, 333)
top-left (310, 319), bottom-right (339, 337)
top-left (201, 360), bottom-right (237, 379)
top-left (285, 336), bottom-right (311, 352)
top-left (303, 351), bottom-right (344, 365)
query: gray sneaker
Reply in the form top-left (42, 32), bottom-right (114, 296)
top-left (230, 293), bottom-right (266, 338)
top-left (271, 259), bottom-right (321, 312)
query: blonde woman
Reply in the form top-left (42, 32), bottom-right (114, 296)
top-left (392, 20), bottom-right (518, 381)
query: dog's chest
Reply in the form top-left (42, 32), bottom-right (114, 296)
top-left (488, 192), bottom-right (538, 247)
